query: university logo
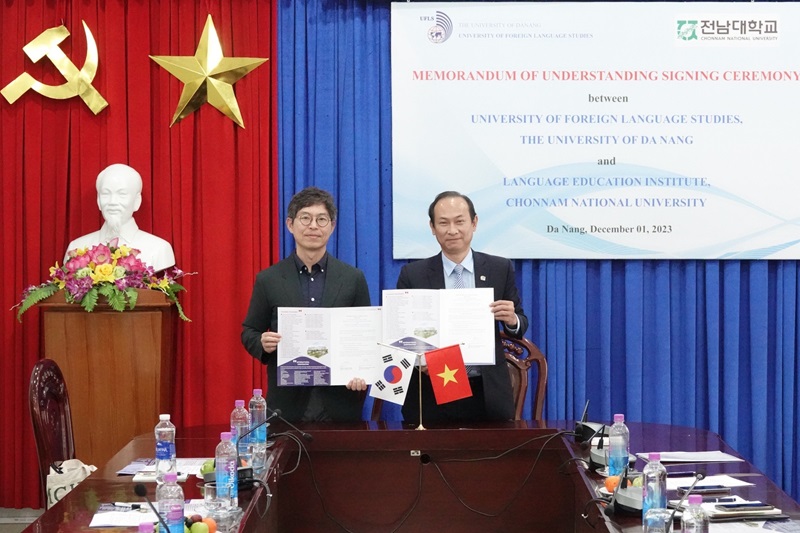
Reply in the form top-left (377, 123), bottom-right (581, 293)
top-left (677, 20), bottom-right (698, 41)
top-left (428, 11), bottom-right (453, 44)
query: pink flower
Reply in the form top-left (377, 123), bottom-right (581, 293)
top-left (117, 253), bottom-right (145, 272)
top-left (87, 244), bottom-right (112, 265)
top-left (65, 254), bottom-right (91, 273)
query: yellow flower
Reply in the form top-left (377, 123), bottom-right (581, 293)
top-left (111, 245), bottom-right (132, 260)
top-left (91, 263), bottom-right (116, 284)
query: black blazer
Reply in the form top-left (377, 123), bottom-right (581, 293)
top-left (241, 253), bottom-right (371, 421)
top-left (396, 251), bottom-right (528, 421)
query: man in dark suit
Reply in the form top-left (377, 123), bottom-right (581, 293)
top-left (397, 191), bottom-right (528, 423)
top-left (241, 187), bottom-right (371, 422)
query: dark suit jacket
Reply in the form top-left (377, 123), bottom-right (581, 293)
top-left (241, 253), bottom-right (371, 422)
top-left (397, 251), bottom-right (528, 421)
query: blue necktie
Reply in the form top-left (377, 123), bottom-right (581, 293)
top-left (453, 264), bottom-right (477, 376)
top-left (453, 264), bottom-right (465, 289)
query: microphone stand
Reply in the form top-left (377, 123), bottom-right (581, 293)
top-left (134, 483), bottom-right (171, 533)
top-left (665, 472), bottom-right (706, 532)
top-left (267, 407), bottom-right (314, 442)
top-left (604, 465), bottom-right (628, 517)
top-left (231, 410), bottom-right (280, 489)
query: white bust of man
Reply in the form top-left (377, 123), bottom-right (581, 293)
top-left (65, 164), bottom-right (176, 272)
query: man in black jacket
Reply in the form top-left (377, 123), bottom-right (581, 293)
top-left (241, 187), bottom-right (371, 422)
top-left (397, 191), bottom-right (528, 423)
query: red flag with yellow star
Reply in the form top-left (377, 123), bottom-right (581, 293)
top-left (425, 344), bottom-right (472, 404)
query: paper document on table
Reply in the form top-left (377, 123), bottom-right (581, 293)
top-left (636, 451), bottom-right (744, 463)
top-left (89, 500), bottom-right (205, 527)
top-left (116, 457), bottom-right (153, 475)
top-left (277, 306), bottom-right (382, 386)
top-left (666, 474), bottom-right (755, 491)
top-left (129, 458), bottom-right (210, 482)
top-left (381, 288), bottom-right (495, 364)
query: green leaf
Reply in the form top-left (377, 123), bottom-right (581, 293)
top-left (104, 287), bottom-right (126, 312)
top-left (16, 284), bottom-right (59, 321)
top-left (81, 288), bottom-right (99, 312)
top-left (173, 298), bottom-right (191, 322)
top-left (126, 287), bottom-right (139, 310)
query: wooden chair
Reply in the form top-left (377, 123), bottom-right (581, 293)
top-left (29, 358), bottom-right (75, 504)
top-left (501, 332), bottom-right (548, 420)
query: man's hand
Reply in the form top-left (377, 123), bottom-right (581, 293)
top-left (261, 331), bottom-right (282, 353)
top-left (346, 378), bottom-right (368, 391)
top-left (490, 300), bottom-right (518, 328)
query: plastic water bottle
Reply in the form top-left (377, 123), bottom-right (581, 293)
top-left (249, 389), bottom-right (268, 472)
top-left (642, 508), bottom-right (673, 533)
top-left (231, 400), bottom-right (251, 467)
top-left (154, 414), bottom-right (176, 484)
top-left (681, 494), bottom-right (710, 532)
top-left (642, 452), bottom-right (667, 516)
top-left (607, 413), bottom-right (629, 476)
top-left (155, 471), bottom-right (184, 527)
top-left (215, 431), bottom-right (238, 508)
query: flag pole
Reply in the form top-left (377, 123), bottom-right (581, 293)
top-left (416, 353), bottom-right (425, 431)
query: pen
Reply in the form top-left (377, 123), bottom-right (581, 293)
top-left (666, 470), bottom-right (696, 477)
top-left (113, 502), bottom-right (142, 510)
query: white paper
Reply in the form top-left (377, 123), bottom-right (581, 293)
top-left (277, 307), bottom-right (382, 386)
top-left (382, 288), bottom-right (495, 364)
top-left (666, 474), bottom-right (755, 491)
top-left (637, 451), bottom-right (744, 463)
top-left (89, 500), bottom-right (206, 527)
top-left (129, 458), bottom-right (209, 482)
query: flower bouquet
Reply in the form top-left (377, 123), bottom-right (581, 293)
top-left (16, 239), bottom-right (191, 321)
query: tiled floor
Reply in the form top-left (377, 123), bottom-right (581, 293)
top-left (0, 508), bottom-right (43, 533)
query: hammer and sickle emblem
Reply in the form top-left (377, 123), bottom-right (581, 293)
top-left (1, 20), bottom-right (108, 114)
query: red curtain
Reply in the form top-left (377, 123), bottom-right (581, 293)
top-left (0, 0), bottom-right (278, 508)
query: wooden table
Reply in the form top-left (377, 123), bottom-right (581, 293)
top-left (23, 420), bottom-right (800, 532)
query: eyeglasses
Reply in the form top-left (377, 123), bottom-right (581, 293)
top-left (295, 213), bottom-right (331, 227)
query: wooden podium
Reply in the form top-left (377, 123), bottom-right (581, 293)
top-left (39, 289), bottom-right (177, 467)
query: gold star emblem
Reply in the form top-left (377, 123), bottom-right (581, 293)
top-left (150, 15), bottom-right (267, 127)
top-left (437, 364), bottom-right (459, 386)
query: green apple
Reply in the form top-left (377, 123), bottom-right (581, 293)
top-left (190, 522), bottom-right (210, 533)
top-left (199, 459), bottom-right (215, 476)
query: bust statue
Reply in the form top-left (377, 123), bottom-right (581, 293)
top-left (65, 164), bottom-right (175, 271)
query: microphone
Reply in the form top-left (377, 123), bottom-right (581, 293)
top-left (237, 409), bottom-right (282, 488)
top-left (666, 471), bottom-right (706, 532)
top-left (268, 407), bottom-right (313, 442)
top-left (134, 483), bottom-right (171, 533)
top-left (603, 465), bottom-right (627, 517)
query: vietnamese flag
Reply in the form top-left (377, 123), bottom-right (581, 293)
top-left (425, 344), bottom-right (472, 404)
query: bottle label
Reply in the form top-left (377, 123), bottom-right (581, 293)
top-left (155, 440), bottom-right (172, 461)
top-left (216, 457), bottom-right (237, 501)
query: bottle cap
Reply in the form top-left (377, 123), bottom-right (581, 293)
top-left (235, 399), bottom-right (245, 407)
top-left (614, 413), bottom-right (625, 423)
top-left (138, 522), bottom-right (155, 533)
top-left (687, 494), bottom-right (703, 505)
top-left (648, 452), bottom-right (661, 462)
top-left (253, 388), bottom-right (263, 396)
top-left (159, 414), bottom-right (170, 420)
top-left (221, 431), bottom-right (232, 440)
top-left (164, 472), bottom-right (178, 483)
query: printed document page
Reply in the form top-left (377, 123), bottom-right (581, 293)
top-left (277, 307), bottom-right (382, 386)
top-left (382, 288), bottom-right (495, 364)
